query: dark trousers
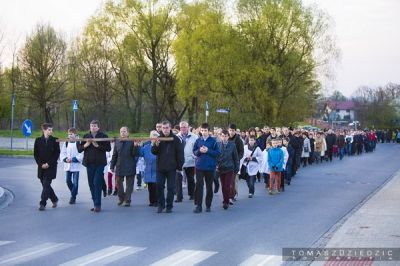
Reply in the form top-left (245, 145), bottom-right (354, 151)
top-left (327, 147), bottom-right (333, 161)
top-left (136, 173), bottom-right (142, 187)
top-left (147, 182), bottom-right (157, 204)
top-left (156, 170), bottom-right (176, 210)
top-left (219, 171), bottom-right (233, 204)
top-left (194, 170), bottom-right (214, 208)
top-left (184, 167), bottom-right (195, 198)
top-left (175, 171), bottom-right (184, 201)
top-left (39, 176), bottom-right (58, 206)
top-left (263, 173), bottom-right (270, 186)
top-left (117, 175), bottom-right (134, 203)
top-left (87, 165), bottom-right (105, 208)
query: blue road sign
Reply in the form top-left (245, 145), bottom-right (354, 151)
top-left (73, 100), bottom-right (78, 111)
top-left (22, 119), bottom-right (33, 137)
top-left (216, 108), bottom-right (230, 114)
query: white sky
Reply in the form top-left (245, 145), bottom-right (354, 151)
top-left (0, 0), bottom-right (399, 97)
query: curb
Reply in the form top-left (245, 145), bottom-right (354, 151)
top-left (0, 155), bottom-right (33, 159)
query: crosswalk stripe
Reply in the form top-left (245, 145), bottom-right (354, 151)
top-left (59, 245), bottom-right (145, 266)
top-left (0, 242), bottom-right (76, 266)
top-left (0, 241), bottom-right (14, 247)
top-left (150, 249), bottom-right (217, 266)
top-left (239, 254), bottom-right (282, 266)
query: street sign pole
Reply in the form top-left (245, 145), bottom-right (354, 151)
top-left (10, 93), bottom-right (15, 150)
top-left (205, 101), bottom-right (209, 123)
top-left (72, 100), bottom-right (78, 128)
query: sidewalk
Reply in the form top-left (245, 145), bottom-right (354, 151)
top-left (310, 170), bottom-right (400, 266)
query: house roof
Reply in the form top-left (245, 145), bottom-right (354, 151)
top-left (327, 101), bottom-right (355, 110)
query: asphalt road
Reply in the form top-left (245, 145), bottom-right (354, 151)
top-left (0, 143), bottom-right (399, 266)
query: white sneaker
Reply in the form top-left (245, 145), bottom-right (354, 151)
top-left (136, 186), bottom-right (142, 191)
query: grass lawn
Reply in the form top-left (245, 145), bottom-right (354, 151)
top-left (0, 149), bottom-right (33, 156)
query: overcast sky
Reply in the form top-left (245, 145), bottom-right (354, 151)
top-left (0, 0), bottom-right (399, 97)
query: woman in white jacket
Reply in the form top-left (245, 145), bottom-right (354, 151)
top-left (60, 128), bottom-right (83, 204)
top-left (301, 132), bottom-right (311, 167)
top-left (240, 136), bottom-right (263, 198)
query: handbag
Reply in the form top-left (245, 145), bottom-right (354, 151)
top-left (239, 146), bottom-right (257, 180)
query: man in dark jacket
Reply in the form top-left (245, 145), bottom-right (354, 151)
top-left (228, 124), bottom-right (244, 201)
top-left (34, 123), bottom-right (61, 211)
top-left (151, 121), bottom-right (184, 213)
top-left (77, 120), bottom-right (111, 212)
top-left (193, 123), bottom-right (221, 213)
top-left (325, 129), bottom-right (337, 162)
top-left (217, 129), bottom-right (239, 210)
top-left (110, 126), bottom-right (139, 207)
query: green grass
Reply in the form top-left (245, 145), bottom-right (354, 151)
top-left (0, 149), bottom-right (33, 156)
top-left (0, 130), bottom-right (148, 139)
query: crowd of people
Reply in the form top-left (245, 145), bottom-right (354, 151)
top-left (33, 120), bottom-right (399, 213)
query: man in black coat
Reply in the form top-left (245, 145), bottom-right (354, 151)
top-left (110, 126), bottom-right (139, 207)
top-left (77, 120), bottom-right (111, 212)
top-left (228, 124), bottom-right (244, 201)
top-left (34, 123), bottom-right (60, 211)
top-left (325, 129), bottom-right (337, 162)
top-left (151, 121), bottom-right (184, 213)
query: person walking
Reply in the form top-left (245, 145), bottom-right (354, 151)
top-left (34, 123), bottom-right (61, 211)
top-left (77, 120), bottom-right (111, 212)
top-left (140, 131), bottom-right (159, 207)
top-left (110, 127), bottom-right (139, 207)
top-left (151, 121), bottom-right (184, 213)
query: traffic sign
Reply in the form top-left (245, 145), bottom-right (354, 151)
top-left (22, 119), bottom-right (33, 137)
top-left (73, 100), bottom-right (78, 111)
top-left (216, 108), bottom-right (230, 114)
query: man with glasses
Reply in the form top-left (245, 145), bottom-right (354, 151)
top-left (151, 121), bottom-right (184, 213)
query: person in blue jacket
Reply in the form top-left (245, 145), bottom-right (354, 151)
top-left (140, 130), bottom-right (159, 207)
top-left (193, 123), bottom-right (221, 213)
top-left (267, 138), bottom-right (284, 195)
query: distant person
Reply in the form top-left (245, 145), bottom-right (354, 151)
top-left (34, 123), bottom-right (60, 211)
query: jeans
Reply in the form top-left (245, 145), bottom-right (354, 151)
top-left (66, 171), bottom-right (79, 199)
top-left (156, 170), bottom-right (176, 210)
top-left (39, 176), bottom-right (58, 206)
top-left (346, 143), bottom-right (352, 156)
top-left (246, 175), bottom-right (256, 194)
top-left (195, 170), bottom-right (214, 208)
top-left (86, 165), bottom-right (105, 208)
top-left (338, 147), bottom-right (345, 160)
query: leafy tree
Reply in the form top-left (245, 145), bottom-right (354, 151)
top-left (17, 24), bottom-right (67, 123)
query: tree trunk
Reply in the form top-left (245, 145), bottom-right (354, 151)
top-left (151, 53), bottom-right (159, 126)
